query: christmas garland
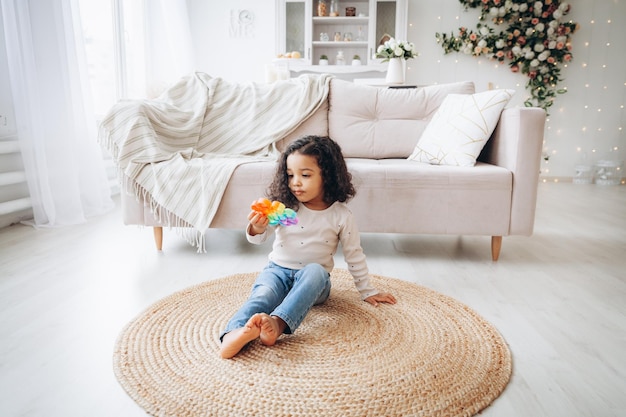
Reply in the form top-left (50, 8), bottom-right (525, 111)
top-left (436, 0), bottom-right (579, 112)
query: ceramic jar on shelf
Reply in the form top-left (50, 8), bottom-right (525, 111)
top-left (336, 51), bottom-right (345, 65)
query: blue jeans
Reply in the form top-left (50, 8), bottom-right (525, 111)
top-left (220, 262), bottom-right (331, 340)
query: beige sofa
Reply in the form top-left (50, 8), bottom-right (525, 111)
top-left (120, 79), bottom-right (545, 261)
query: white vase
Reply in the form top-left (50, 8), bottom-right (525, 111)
top-left (385, 58), bottom-right (405, 84)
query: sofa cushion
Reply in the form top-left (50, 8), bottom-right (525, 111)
top-left (408, 89), bottom-right (515, 167)
top-left (345, 158), bottom-right (513, 235)
top-left (328, 80), bottom-right (475, 159)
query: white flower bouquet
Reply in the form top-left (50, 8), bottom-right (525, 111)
top-left (376, 38), bottom-right (418, 61)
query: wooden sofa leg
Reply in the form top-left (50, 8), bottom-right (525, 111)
top-left (153, 227), bottom-right (163, 251)
top-left (491, 236), bottom-right (502, 261)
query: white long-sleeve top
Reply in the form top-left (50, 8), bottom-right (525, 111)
top-left (247, 202), bottom-right (379, 300)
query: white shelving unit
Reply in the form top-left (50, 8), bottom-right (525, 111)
top-left (275, 0), bottom-right (407, 79)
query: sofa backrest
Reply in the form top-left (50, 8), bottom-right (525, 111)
top-left (276, 99), bottom-right (329, 152)
top-left (328, 79), bottom-right (475, 159)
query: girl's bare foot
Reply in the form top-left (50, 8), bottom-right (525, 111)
top-left (259, 313), bottom-right (285, 346)
top-left (219, 315), bottom-right (263, 359)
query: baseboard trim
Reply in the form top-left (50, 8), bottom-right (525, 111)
top-left (539, 176), bottom-right (625, 185)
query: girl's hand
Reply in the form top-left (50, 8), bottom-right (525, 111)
top-left (364, 292), bottom-right (397, 307)
top-left (247, 210), bottom-right (269, 236)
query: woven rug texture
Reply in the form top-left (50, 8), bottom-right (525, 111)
top-left (113, 269), bottom-right (512, 417)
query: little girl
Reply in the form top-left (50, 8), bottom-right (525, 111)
top-left (219, 135), bottom-right (396, 359)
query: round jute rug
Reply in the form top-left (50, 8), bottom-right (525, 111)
top-left (113, 270), bottom-right (511, 417)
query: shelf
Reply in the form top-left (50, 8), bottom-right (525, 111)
top-left (313, 41), bottom-right (368, 47)
top-left (313, 17), bottom-right (369, 24)
top-left (289, 64), bottom-right (387, 74)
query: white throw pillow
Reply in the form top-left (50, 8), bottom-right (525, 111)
top-left (408, 89), bottom-right (515, 166)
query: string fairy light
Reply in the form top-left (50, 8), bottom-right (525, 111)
top-left (423, 0), bottom-right (624, 181)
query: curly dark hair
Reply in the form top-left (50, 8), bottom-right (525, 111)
top-left (268, 135), bottom-right (356, 209)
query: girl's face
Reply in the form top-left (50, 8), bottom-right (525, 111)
top-left (286, 152), bottom-right (327, 210)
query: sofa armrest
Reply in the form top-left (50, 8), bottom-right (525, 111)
top-left (480, 107), bottom-right (546, 236)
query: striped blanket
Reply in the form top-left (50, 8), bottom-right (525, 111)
top-left (99, 72), bottom-right (332, 251)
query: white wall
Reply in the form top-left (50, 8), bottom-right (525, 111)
top-left (187, 0), bottom-right (276, 83)
top-left (188, 0), bottom-right (626, 180)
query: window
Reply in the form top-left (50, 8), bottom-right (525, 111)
top-left (79, 0), bottom-right (146, 118)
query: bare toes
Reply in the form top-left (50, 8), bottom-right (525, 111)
top-left (259, 314), bottom-right (281, 346)
top-left (220, 323), bottom-right (261, 359)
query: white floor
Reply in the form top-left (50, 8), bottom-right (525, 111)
top-left (0, 182), bottom-right (625, 417)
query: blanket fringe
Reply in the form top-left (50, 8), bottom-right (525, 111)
top-left (98, 101), bottom-right (208, 252)
top-left (119, 169), bottom-right (207, 253)
top-left (97, 124), bottom-right (119, 161)
top-left (90, 129), bottom-right (207, 252)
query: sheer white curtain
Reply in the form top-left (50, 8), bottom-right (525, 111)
top-left (1, 0), bottom-right (113, 227)
top-left (144, 0), bottom-right (195, 97)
